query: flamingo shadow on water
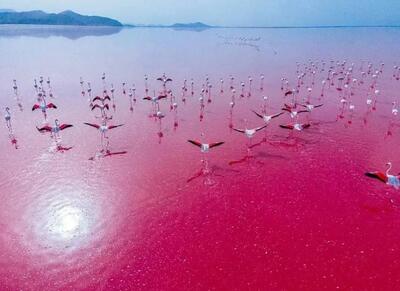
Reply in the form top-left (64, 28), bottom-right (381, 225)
top-left (89, 139), bottom-right (127, 160)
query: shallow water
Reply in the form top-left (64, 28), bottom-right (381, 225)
top-left (1, 26), bottom-right (400, 290)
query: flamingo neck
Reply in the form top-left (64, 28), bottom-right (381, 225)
top-left (386, 164), bottom-right (392, 176)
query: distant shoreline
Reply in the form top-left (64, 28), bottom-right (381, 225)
top-left (0, 24), bottom-right (399, 29)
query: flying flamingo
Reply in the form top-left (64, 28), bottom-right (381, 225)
top-left (188, 140), bottom-right (225, 154)
top-left (92, 95), bottom-right (111, 103)
top-left (279, 123), bottom-right (310, 131)
top-left (157, 73), bottom-right (172, 84)
top-left (233, 124), bottom-right (267, 150)
top-left (36, 119), bottom-right (73, 148)
top-left (32, 100), bottom-right (57, 112)
top-left (36, 119), bottom-right (73, 136)
top-left (84, 121), bottom-right (124, 148)
top-left (91, 103), bottom-right (110, 112)
top-left (157, 73), bottom-right (172, 91)
top-left (143, 93), bottom-right (168, 103)
top-left (365, 162), bottom-right (400, 189)
top-left (32, 99), bottom-right (57, 122)
top-left (252, 110), bottom-right (284, 125)
top-left (282, 106), bottom-right (308, 119)
top-left (187, 137), bottom-right (224, 181)
top-left (298, 103), bottom-right (324, 112)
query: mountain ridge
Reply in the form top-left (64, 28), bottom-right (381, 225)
top-left (0, 10), bottom-right (122, 26)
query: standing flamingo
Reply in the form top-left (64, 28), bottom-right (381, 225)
top-left (4, 107), bottom-right (12, 132)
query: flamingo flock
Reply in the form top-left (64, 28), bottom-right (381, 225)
top-left (3, 60), bottom-right (400, 189)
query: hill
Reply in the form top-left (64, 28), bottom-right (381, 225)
top-left (0, 10), bottom-right (122, 26)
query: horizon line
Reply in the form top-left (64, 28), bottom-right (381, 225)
top-left (126, 24), bottom-right (400, 29)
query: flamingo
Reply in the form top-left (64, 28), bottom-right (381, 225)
top-left (32, 100), bottom-right (57, 112)
top-left (36, 119), bottom-right (73, 134)
top-left (84, 121), bottom-right (124, 148)
top-left (8, 133), bottom-right (18, 149)
top-left (298, 103), bottom-right (324, 112)
top-left (84, 122), bottom-right (123, 134)
top-left (279, 123), bottom-right (310, 131)
top-left (143, 94), bottom-right (167, 103)
top-left (282, 106), bottom-right (308, 119)
top-left (252, 110), bottom-right (284, 124)
top-left (392, 102), bottom-right (398, 116)
top-left (4, 107), bottom-right (12, 131)
top-left (37, 119), bottom-right (73, 145)
top-left (157, 73), bottom-right (172, 90)
top-left (233, 125), bottom-right (267, 149)
top-left (92, 96), bottom-right (111, 103)
top-left (91, 104), bottom-right (110, 111)
top-left (187, 140), bottom-right (224, 153)
top-left (187, 137), bottom-right (224, 179)
top-left (365, 162), bottom-right (400, 189)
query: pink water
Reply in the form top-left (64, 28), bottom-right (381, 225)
top-left (1, 26), bottom-right (400, 290)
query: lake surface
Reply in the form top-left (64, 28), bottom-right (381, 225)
top-left (1, 25), bottom-right (400, 290)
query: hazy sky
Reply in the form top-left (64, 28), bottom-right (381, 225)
top-left (1, 0), bottom-right (400, 26)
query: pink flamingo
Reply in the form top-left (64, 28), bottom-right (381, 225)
top-left (366, 162), bottom-right (400, 189)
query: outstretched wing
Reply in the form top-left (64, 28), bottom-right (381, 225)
top-left (92, 96), bottom-right (102, 102)
top-left (251, 110), bottom-right (263, 119)
top-left (166, 78), bottom-right (173, 82)
top-left (302, 123), bottom-right (311, 129)
top-left (91, 104), bottom-right (100, 111)
top-left (143, 96), bottom-right (152, 100)
top-left (314, 104), bottom-right (324, 108)
top-left (60, 124), bottom-right (73, 130)
top-left (280, 124), bottom-right (294, 130)
top-left (36, 125), bottom-right (52, 132)
top-left (157, 77), bottom-right (163, 82)
top-left (108, 124), bottom-right (124, 130)
top-left (233, 128), bottom-right (245, 133)
top-left (158, 94), bottom-right (168, 100)
top-left (32, 104), bottom-right (40, 111)
top-left (46, 103), bottom-right (57, 109)
top-left (255, 125), bottom-right (267, 132)
top-left (365, 172), bottom-right (387, 183)
top-left (84, 122), bottom-right (100, 129)
top-left (188, 140), bottom-right (202, 148)
top-left (104, 96), bottom-right (111, 101)
top-left (271, 112), bottom-right (284, 119)
top-left (209, 141), bottom-right (225, 148)
top-left (298, 110), bottom-right (308, 114)
top-left (284, 91), bottom-right (293, 96)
